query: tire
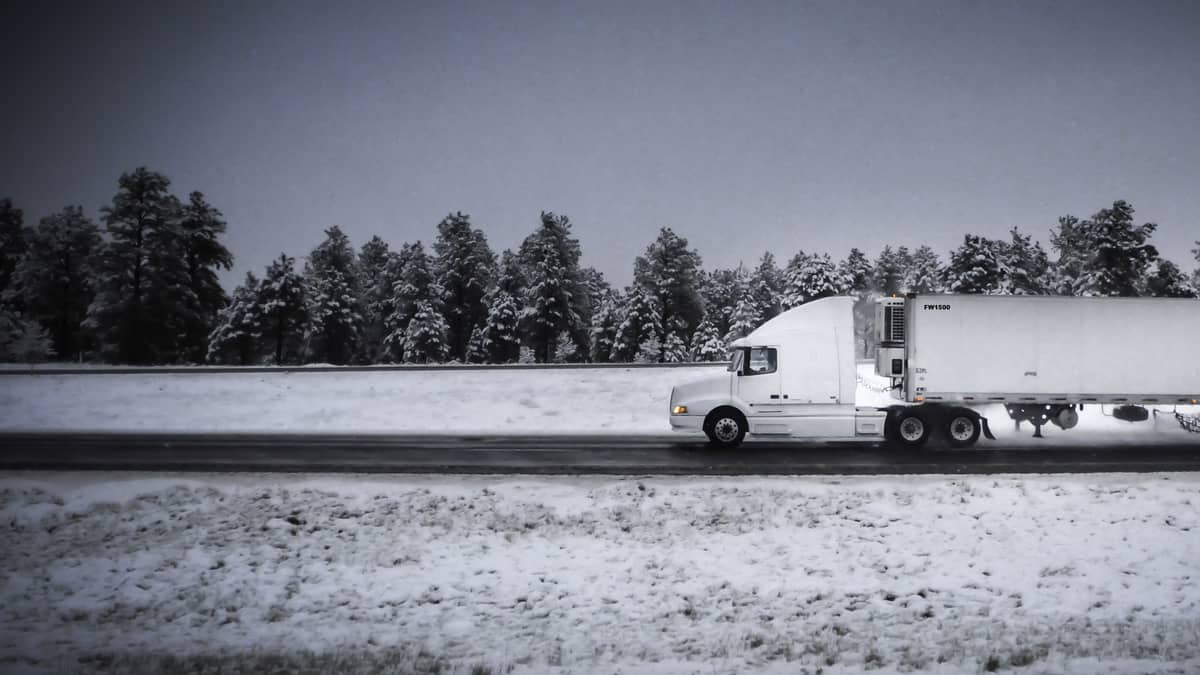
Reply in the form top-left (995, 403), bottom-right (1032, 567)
top-left (890, 410), bottom-right (930, 448)
top-left (704, 408), bottom-right (747, 448)
top-left (946, 412), bottom-right (981, 448)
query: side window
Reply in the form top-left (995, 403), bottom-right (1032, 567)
top-left (745, 347), bottom-right (777, 375)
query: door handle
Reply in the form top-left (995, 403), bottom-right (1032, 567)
top-left (770, 394), bottom-right (780, 399)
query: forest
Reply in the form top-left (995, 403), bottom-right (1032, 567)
top-left (1, 167), bottom-right (1197, 364)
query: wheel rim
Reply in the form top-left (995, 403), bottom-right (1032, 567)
top-left (899, 417), bottom-right (925, 442)
top-left (713, 418), bottom-right (740, 443)
top-left (949, 416), bottom-right (975, 442)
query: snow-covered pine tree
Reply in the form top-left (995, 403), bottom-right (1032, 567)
top-left (783, 252), bottom-right (842, 307)
top-left (0, 306), bottom-right (53, 362)
top-left (690, 317), bottom-right (725, 362)
top-left (748, 252), bottom-right (782, 321)
top-left (873, 245), bottom-right (910, 296)
top-left (12, 206), bottom-right (101, 360)
top-left (177, 192), bottom-right (233, 363)
top-left (632, 228), bottom-right (705, 360)
top-left (433, 212), bottom-right (496, 362)
top-left (479, 251), bottom-right (524, 364)
top-left (635, 332), bottom-right (662, 364)
top-left (613, 286), bottom-right (662, 362)
top-left (588, 292), bottom-right (622, 363)
top-left (723, 274), bottom-right (761, 343)
top-left (905, 245), bottom-right (943, 294)
top-left (661, 331), bottom-right (688, 363)
top-left (1192, 242), bottom-right (1200, 294)
top-left (257, 253), bottom-right (307, 364)
top-left (1049, 214), bottom-right (1090, 295)
top-left (780, 252), bottom-right (810, 310)
top-left (839, 248), bottom-right (876, 358)
top-left (944, 234), bottom-right (1002, 294)
top-left (517, 212), bottom-right (587, 362)
top-left (699, 267), bottom-right (741, 339)
top-left (1145, 260), bottom-right (1195, 298)
top-left (302, 226), bottom-right (363, 364)
top-left (466, 325), bottom-right (487, 363)
top-left (996, 228), bottom-right (1050, 295)
top-left (356, 236), bottom-right (398, 363)
top-left (0, 199), bottom-right (24, 307)
top-left (1081, 200), bottom-right (1159, 297)
top-left (206, 272), bottom-right (262, 365)
top-left (383, 242), bottom-right (441, 362)
top-left (87, 167), bottom-right (189, 364)
top-left (402, 299), bottom-right (449, 363)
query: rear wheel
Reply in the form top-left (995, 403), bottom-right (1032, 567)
top-left (704, 408), bottom-right (747, 448)
top-left (946, 413), bottom-right (982, 448)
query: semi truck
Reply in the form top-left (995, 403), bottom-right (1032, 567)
top-left (668, 294), bottom-right (1200, 448)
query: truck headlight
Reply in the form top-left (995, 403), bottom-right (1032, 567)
top-left (672, 405), bottom-right (688, 415)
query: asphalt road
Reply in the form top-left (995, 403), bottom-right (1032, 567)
top-left (2, 432), bottom-right (1200, 475)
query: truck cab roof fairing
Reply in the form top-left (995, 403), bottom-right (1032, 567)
top-left (731, 296), bottom-right (856, 347)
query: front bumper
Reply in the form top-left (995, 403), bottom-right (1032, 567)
top-left (669, 415), bottom-right (704, 432)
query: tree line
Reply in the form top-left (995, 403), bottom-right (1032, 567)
top-left (1, 168), bottom-right (1197, 364)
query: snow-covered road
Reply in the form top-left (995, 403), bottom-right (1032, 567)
top-left (1, 472), bottom-right (1198, 674)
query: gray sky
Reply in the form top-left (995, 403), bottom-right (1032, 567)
top-left (3, 0), bottom-right (1198, 287)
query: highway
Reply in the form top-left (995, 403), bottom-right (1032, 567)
top-left (2, 432), bottom-right (1199, 475)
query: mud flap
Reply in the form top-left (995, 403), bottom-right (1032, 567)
top-left (981, 417), bottom-right (996, 440)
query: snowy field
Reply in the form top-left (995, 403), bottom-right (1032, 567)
top-left (2, 364), bottom-right (1199, 444)
top-left (1, 471), bottom-right (1198, 674)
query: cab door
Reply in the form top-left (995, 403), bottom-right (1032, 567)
top-left (735, 346), bottom-right (786, 434)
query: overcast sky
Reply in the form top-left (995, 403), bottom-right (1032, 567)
top-left (3, 0), bottom-right (1198, 287)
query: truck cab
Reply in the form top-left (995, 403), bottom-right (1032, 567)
top-left (669, 296), bottom-right (888, 446)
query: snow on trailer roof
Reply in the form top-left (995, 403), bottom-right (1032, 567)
top-left (729, 295), bottom-right (855, 348)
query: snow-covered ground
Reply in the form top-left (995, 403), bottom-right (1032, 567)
top-left (1, 471), bottom-right (1198, 674)
top-left (2, 364), bottom-right (1199, 444)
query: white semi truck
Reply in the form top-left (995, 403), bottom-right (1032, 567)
top-left (668, 295), bottom-right (1200, 448)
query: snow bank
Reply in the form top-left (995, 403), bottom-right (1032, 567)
top-left (0, 472), bottom-right (1197, 674)
top-left (1, 364), bottom-right (1197, 443)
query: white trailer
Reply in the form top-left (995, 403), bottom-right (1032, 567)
top-left (669, 295), bottom-right (1200, 448)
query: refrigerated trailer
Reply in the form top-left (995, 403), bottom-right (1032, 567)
top-left (668, 295), bottom-right (1200, 448)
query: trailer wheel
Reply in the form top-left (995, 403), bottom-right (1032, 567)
top-left (946, 413), bottom-right (981, 448)
top-left (704, 407), bottom-right (747, 448)
top-left (891, 411), bottom-right (930, 448)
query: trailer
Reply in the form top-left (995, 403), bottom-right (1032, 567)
top-left (668, 295), bottom-right (1200, 448)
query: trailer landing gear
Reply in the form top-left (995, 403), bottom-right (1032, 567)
top-left (1006, 404), bottom-right (1078, 438)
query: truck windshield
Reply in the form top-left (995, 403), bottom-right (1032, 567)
top-left (727, 349), bottom-right (744, 373)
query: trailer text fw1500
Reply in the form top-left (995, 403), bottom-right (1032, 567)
top-left (668, 295), bottom-right (1200, 448)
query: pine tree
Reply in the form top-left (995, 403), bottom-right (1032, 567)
top-left (87, 167), bottom-right (188, 364)
top-left (518, 212), bottom-right (587, 362)
top-left (873, 245), bottom-right (910, 296)
top-left (1192, 242), bottom-right (1200, 294)
top-left (403, 299), bottom-right (448, 363)
top-left (748, 252), bottom-right (783, 321)
top-left (302, 226), bottom-right (363, 364)
top-left (0, 199), bottom-right (24, 306)
top-left (433, 212), bottom-right (496, 362)
top-left (632, 227), bottom-right (705, 358)
top-left (839, 248), bottom-right (875, 357)
top-left (613, 287), bottom-right (662, 362)
top-left (383, 242), bottom-right (441, 362)
top-left (783, 252), bottom-right (842, 307)
top-left (588, 292), bottom-right (622, 363)
top-left (944, 234), bottom-right (1002, 294)
top-left (479, 251), bottom-right (524, 364)
top-left (207, 272), bottom-right (262, 365)
top-left (13, 206), bottom-right (101, 360)
top-left (1146, 260), bottom-right (1194, 298)
top-left (1049, 214), bottom-right (1090, 295)
top-left (1083, 200), bottom-right (1158, 297)
top-left (997, 228), bottom-right (1050, 295)
top-left (635, 332), bottom-right (662, 364)
top-left (257, 253), bottom-right (307, 364)
top-left (699, 267), bottom-right (742, 338)
top-left (661, 332), bottom-right (688, 363)
top-left (356, 236), bottom-right (398, 363)
top-left (178, 192), bottom-right (233, 363)
top-left (906, 245), bottom-right (943, 294)
top-left (0, 306), bottom-right (53, 362)
top-left (690, 317), bottom-right (725, 361)
top-left (724, 273), bottom-right (761, 343)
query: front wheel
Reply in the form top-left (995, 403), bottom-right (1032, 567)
top-left (704, 408), bottom-right (747, 448)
